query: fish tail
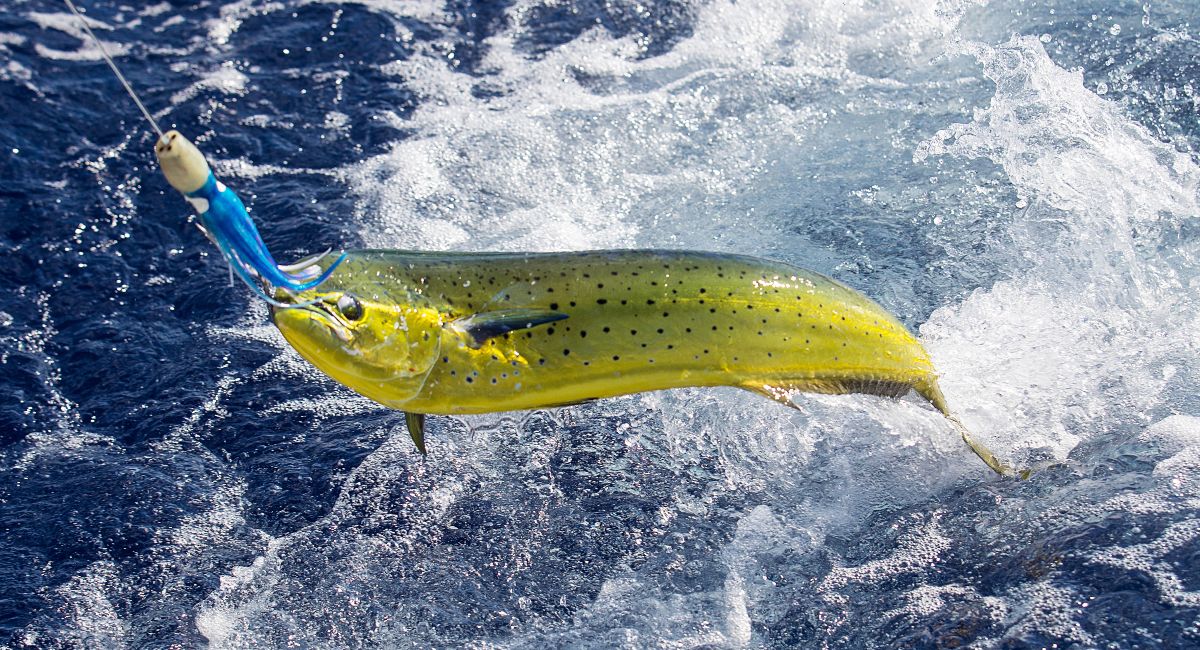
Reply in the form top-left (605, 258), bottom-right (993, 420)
top-left (914, 378), bottom-right (1028, 478)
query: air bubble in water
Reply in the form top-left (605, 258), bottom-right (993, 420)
top-left (1109, 24), bottom-right (1121, 35)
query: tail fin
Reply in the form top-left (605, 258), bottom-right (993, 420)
top-left (914, 379), bottom-right (1028, 478)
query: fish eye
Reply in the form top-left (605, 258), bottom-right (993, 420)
top-left (336, 294), bottom-right (364, 321)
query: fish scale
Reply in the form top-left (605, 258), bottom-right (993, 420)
top-left (272, 249), bottom-right (1012, 474)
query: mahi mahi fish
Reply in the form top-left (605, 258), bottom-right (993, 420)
top-left (269, 249), bottom-right (1013, 475)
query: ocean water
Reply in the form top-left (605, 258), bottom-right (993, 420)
top-left (2, 0), bottom-right (1199, 647)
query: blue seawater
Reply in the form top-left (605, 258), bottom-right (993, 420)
top-left (3, 0), bottom-right (1200, 647)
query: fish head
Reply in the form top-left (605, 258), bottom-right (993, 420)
top-left (270, 288), bottom-right (443, 405)
top-left (155, 130), bottom-right (211, 194)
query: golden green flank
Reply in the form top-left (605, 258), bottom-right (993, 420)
top-left (271, 249), bottom-right (1010, 475)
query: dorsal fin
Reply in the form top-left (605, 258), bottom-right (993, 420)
top-left (449, 308), bottom-right (568, 347)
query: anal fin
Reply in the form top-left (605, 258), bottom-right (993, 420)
top-left (744, 378), bottom-right (1027, 478)
top-left (406, 412), bottom-right (427, 455)
top-left (742, 378), bottom-right (913, 408)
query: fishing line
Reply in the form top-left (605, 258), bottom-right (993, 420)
top-left (62, 0), bottom-right (165, 139)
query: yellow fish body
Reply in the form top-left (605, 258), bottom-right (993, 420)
top-left (272, 249), bottom-right (1009, 474)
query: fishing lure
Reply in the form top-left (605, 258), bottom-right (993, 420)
top-left (63, 0), bottom-right (342, 306)
top-left (154, 131), bottom-right (344, 306)
top-left (271, 249), bottom-right (1016, 476)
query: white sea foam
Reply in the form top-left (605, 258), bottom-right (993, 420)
top-left (29, 10), bottom-right (132, 62)
top-left (17, 0), bottom-right (1200, 646)
top-left (918, 36), bottom-right (1200, 466)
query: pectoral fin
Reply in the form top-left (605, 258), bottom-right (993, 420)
top-left (406, 412), bottom-right (427, 455)
top-left (450, 309), bottom-right (568, 347)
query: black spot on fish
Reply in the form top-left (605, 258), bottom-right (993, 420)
top-left (580, 331), bottom-right (587, 338)
top-left (603, 326), bottom-right (610, 333)
top-left (597, 299), bottom-right (608, 305)
top-left (563, 349), bottom-right (570, 356)
top-left (612, 355), bottom-right (620, 361)
top-left (550, 302), bottom-right (559, 310)
top-left (547, 327), bottom-right (556, 336)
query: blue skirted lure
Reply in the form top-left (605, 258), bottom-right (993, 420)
top-left (186, 171), bottom-right (345, 306)
top-left (154, 130), bottom-right (343, 306)
top-left (59, 2), bottom-right (340, 307)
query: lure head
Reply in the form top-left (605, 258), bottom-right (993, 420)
top-left (270, 283), bottom-right (444, 408)
top-left (155, 130), bottom-right (210, 194)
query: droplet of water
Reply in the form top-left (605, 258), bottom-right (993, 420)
top-left (1040, 34), bottom-right (1052, 43)
top-left (1164, 86), bottom-right (1177, 101)
top-left (0, 311), bottom-right (12, 328)
top-left (1109, 24), bottom-right (1121, 35)
top-left (1096, 82), bottom-right (1109, 95)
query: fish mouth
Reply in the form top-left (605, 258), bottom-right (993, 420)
top-left (270, 297), bottom-right (354, 343)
